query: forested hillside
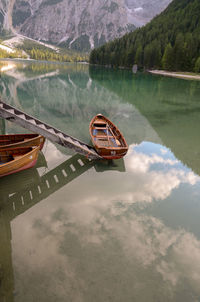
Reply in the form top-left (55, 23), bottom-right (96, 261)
top-left (90, 0), bottom-right (200, 72)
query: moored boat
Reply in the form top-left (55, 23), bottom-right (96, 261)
top-left (89, 114), bottom-right (128, 159)
top-left (0, 133), bottom-right (45, 150)
top-left (0, 146), bottom-right (40, 177)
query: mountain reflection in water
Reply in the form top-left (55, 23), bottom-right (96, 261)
top-left (0, 61), bottom-right (200, 301)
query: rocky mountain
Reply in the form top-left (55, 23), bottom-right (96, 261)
top-left (1, 0), bottom-right (172, 51)
top-left (125, 0), bottom-right (173, 26)
top-left (0, 0), bottom-right (10, 31)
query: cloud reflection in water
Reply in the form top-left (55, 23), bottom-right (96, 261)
top-left (11, 142), bottom-right (200, 301)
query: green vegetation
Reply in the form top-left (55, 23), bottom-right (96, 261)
top-left (90, 0), bottom-right (200, 72)
top-left (195, 57), bottom-right (200, 73)
top-left (0, 38), bottom-right (89, 62)
top-left (28, 48), bottom-right (88, 62)
top-left (70, 35), bottom-right (91, 53)
top-left (21, 39), bottom-right (88, 62)
top-left (0, 48), bottom-right (26, 59)
top-left (0, 31), bottom-right (13, 40)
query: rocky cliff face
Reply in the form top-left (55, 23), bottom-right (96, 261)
top-left (12, 0), bottom-right (136, 51)
top-left (1, 0), bottom-right (172, 50)
top-left (0, 0), bottom-right (10, 31)
top-left (125, 0), bottom-right (173, 26)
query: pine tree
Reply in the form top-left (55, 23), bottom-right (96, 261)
top-left (194, 57), bottom-right (200, 73)
top-left (135, 45), bottom-right (143, 67)
top-left (162, 43), bottom-right (174, 70)
top-left (173, 33), bottom-right (185, 70)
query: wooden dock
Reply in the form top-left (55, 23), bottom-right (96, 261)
top-left (0, 99), bottom-right (102, 160)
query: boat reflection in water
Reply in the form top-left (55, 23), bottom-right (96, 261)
top-left (2, 61), bottom-right (200, 301)
top-left (0, 148), bottom-right (125, 302)
top-left (94, 157), bottom-right (125, 173)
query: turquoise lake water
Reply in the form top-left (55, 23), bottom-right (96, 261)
top-left (0, 60), bottom-right (200, 301)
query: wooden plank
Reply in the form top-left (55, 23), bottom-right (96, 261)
top-left (0, 99), bottom-right (102, 160)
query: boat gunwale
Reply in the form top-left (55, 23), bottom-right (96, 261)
top-left (0, 133), bottom-right (38, 139)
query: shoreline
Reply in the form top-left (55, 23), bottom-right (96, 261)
top-left (149, 70), bottom-right (200, 81)
top-left (0, 58), bottom-right (88, 65)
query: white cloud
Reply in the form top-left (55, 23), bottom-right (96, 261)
top-left (11, 142), bottom-right (200, 300)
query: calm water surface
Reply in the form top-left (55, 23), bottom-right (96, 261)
top-left (0, 60), bottom-right (200, 302)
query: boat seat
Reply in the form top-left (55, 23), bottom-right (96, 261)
top-left (93, 129), bottom-right (112, 136)
top-left (95, 135), bottom-right (113, 138)
top-left (94, 127), bottom-right (107, 130)
top-left (13, 156), bottom-right (22, 160)
top-left (96, 138), bottom-right (109, 141)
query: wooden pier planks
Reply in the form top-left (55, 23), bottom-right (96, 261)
top-left (0, 99), bottom-right (102, 160)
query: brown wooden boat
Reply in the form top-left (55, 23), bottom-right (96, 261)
top-left (0, 146), bottom-right (40, 177)
top-left (89, 114), bottom-right (128, 159)
top-left (0, 133), bottom-right (45, 150)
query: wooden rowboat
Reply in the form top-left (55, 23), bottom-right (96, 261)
top-left (89, 114), bottom-right (128, 160)
top-left (0, 146), bottom-right (40, 177)
top-left (0, 133), bottom-right (45, 150)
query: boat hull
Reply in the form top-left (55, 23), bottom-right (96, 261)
top-left (93, 145), bottom-right (128, 160)
top-left (0, 134), bottom-right (45, 150)
top-left (0, 146), bottom-right (40, 178)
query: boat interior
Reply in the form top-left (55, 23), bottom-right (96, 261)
top-left (0, 147), bottom-right (33, 164)
top-left (0, 134), bottom-right (38, 146)
top-left (92, 120), bottom-right (124, 148)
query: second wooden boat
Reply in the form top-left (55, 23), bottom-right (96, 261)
top-left (0, 146), bottom-right (40, 177)
top-left (0, 133), bottom-right (45, 150)
top-left (89, 114), bottom-right (128, 160)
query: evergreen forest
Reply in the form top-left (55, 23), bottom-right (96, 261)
top-left (27, 48), bottom-right (88, 62)
top-left (89, 0), bottom-right (200, 72)
top-left (0, 38), bottom-right (88, 62)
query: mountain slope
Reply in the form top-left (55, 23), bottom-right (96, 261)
top-left (1, 0), bottom-right (172, 51)
top-left (125, 0), bottom-right (172, 26)
top-left (13, 0), bottom-right (136, 51)
top-left (90, 0), bottom-right (200, 72)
